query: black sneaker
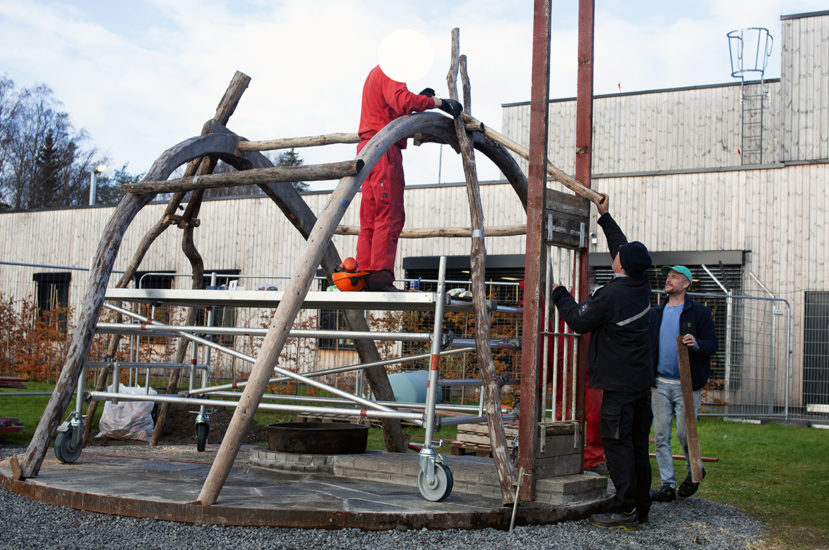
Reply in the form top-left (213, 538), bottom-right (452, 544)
top-left (677, 468), bottom-right (706, 498)
top-left (638, 513), bottom-right (650, 526)
top-left (589, 509), bottom-right (638, 530)
top-left (650, 483), bottom-right (676, 502)
top-left (585, 462), bottom-right (609, 476)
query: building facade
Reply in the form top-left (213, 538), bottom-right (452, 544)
top-left (0, 11), bottom-right (826, 414)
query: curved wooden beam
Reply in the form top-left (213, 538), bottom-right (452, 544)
top-left (196, 111), bottom-right (530, 505)
top-left (18, 133), bottom-right (234, 477)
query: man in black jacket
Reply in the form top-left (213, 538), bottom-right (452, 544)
top-left (649, 265), bottom-right (718, 502)
top-left (552, 197), bottom-right (654, 530)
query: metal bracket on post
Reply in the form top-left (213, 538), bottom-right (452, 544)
top-left (538, 422), bottom-right (547, 454)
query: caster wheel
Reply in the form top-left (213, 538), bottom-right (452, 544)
top-left (417, 462), bottom-right (453, 501)
top-left (196, 422), bottom-right (209, 452)
top-left (54, 429), bottom-right (82, 463)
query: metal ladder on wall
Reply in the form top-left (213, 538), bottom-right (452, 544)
top-left (727, 27), bottom-right (774, 166)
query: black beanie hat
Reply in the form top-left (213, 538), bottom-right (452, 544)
top-left (618, 241), bottom-right (652, 278)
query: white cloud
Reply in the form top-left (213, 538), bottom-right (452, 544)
top-left (0, 0), bottom-right (825, 186)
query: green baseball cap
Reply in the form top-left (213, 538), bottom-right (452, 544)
top-left (660, 265), bottom-right (693, 284)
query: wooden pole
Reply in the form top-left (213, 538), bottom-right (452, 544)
top-left (461, 113), bottom-right (604, 205)
top-left (238, 132), bottom-right (359, 151)
top-left (574, 0), bottom-right (596, 468)
top-left (122, 160), bottom-right (363, 194)
top-left (334, 224), bottom-right (526, 238)
top-left (447, 27), bottom-right (515, 506)
top-left (676, 336), bottom-right (703, 483)
top-left (519, 0), bottom-right (552, 502)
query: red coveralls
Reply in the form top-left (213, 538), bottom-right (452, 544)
top-left (356, 65), bottom-right (434, 272)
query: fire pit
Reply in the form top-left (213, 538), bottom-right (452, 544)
top-left (267, 422), bottom-right (369, 454)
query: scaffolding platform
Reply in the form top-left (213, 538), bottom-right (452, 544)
top-left (104, 288), bottom-right (492, 312)
top-left (0, 445), bottom-right (609, 529)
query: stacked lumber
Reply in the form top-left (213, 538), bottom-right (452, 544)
top-left (0, 417), bottom-right (24, 435)
top-left (0, 376), bottom-right (27, 389)
top-left (451, 422), bottom-right (519, 457)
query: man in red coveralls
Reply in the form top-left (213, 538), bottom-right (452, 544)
top-left (356, 64), bottom-right (461, 290)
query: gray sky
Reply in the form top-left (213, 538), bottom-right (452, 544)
top-left (1, 0), bottom-right (825, 187)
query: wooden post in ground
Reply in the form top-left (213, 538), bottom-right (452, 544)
top-left (447, 27), bottom-right (515, 506)
top-left (519, 0), bottom-right (552, 503)
top-left (574, 0), bottom-right (596, 468)
top-left (676, 336), bottom-right (703, 482)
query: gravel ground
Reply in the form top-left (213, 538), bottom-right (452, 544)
top-left (0, 445), bottom-right (764, 550)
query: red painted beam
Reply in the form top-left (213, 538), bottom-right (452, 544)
top-left (518, 0), bottom-right (552, 502)
top-left (574, 0), bottom-right (595, 470)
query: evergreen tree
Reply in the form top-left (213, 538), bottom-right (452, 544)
top-left (277, 148), bottom-right (308, 192)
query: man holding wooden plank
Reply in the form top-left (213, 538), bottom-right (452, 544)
top-left (552, 196), bottom-right (654, 530)
top-left (648, 265), bottom-right (718, 502)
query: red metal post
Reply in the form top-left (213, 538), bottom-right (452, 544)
top-left (518, 0), bottom-right (551, 502)
top-left (574, 0), bottom-right (595, 457)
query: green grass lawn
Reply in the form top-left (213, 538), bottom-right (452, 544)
top-left (0, 382), bottom-right (70, 445)
top-left (652, 417), bottom-right (829, 549)
top-left (3, 387), bottom-right (827, 549)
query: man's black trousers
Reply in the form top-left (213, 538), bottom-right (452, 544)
top-left (600, 389), bottom-right (653, 515)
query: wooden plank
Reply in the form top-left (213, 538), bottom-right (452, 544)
top-left (676, 335), bottom-right (703, 483)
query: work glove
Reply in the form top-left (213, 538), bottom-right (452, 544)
top-left (418, 87), bottom-right (435, 97)
top-left (437, 98), bottom-right (463, 118)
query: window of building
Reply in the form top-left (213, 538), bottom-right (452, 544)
top-left (33, 272), bottom-right (71, 334)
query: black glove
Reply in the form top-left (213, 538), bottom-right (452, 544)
top-left (437, 98), bottom-right (463, 118)
top-left (418, 87), bottom-right (435, 98)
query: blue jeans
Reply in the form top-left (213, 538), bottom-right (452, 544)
top-left (651, 379), bottom-right (702, 488)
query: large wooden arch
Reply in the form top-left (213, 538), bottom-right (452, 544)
top-left (18, 110), bottom-right (529, 503)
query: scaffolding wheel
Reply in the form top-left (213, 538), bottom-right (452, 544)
top-left (54, 428), bottom-right (82, 463)
top-left (195, 422), bottom-right (209, 452)
top-left (417, 462), bottom-right (454, 502)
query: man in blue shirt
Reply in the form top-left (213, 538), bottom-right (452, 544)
top-left (649, 265), bottom-right (718, 502)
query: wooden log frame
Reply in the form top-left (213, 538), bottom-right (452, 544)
top-left (18, 96), bottom-right (530, 500)
top-left (446, 28), bottom-right (515, 506)
top-left (196, 113), bottom-right (530, 506)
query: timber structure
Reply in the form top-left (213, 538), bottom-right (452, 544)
top-left (11, 18), bottom-right (601, 519)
